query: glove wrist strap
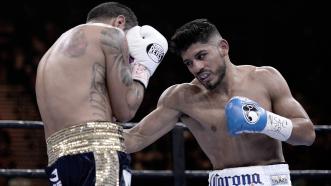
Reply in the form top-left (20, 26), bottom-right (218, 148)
top-left (131, 63), bottom-right (150, 88)
top-left (262, 111), bottom-right (293, 141)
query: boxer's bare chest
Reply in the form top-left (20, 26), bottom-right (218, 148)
top-left (179, 80), bottom-right (270, 133)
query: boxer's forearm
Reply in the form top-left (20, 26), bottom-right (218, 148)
top-left (123, 127), bottom-right (149, 153)
top-left (126, 81), bottom-right (145, 118)
top-left (285, 118), bottom-right (315, 146)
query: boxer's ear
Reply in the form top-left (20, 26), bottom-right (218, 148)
top-left (114, 15), bottom-right (126, 30)
top-left (218, 39), bottom-right (229, 57)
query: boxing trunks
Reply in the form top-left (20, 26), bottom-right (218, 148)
top-left (209, 163), bottom-right (292, 186)
top-left (45, 121), bottom-right (131, 186)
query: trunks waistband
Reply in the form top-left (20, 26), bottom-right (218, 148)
top-left (209, 164), bottom-right (291, 186)
top-left (46, 121), bottom-right (125, 165)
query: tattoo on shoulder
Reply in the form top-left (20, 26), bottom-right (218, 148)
top-left (60, 28), bottom-right (87, 58)
top-left (89, 63), bottom-right (109, 117)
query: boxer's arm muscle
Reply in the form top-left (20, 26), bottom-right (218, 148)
top-left (124, 86), bottom-right (180, 153)
top-left (261, 66), bottom-right (315, 145)
top-left (101, 27), bottom-right (145, 122)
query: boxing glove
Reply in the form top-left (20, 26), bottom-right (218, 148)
top-left (225, 96), bottom-right (293, 141)
top-left (126, 25), bottom-right (168, 88)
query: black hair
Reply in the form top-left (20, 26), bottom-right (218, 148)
top-left (86, 2), bottom-right (138, 30)
top-left (170, 18), bottom-right (220, 56)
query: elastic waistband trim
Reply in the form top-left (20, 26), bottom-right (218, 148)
top-left (46, 121), bottom-right (125, 165)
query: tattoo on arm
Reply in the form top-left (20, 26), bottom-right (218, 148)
top-left (115, 54), bottom-right (133, 86)
top-left (99, 28), bottom-right (144, 113)
top-left (134, 84), bottom-right (143, 100)
top-left (129, 83), bottom-right (144, 110)
top-left (100, 28), bottom-right (133, 86)
top-left (89, 63), bottom-right (109, 117)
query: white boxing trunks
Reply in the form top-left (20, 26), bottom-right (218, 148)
top-left (208, 163), bottom-right (292, 186)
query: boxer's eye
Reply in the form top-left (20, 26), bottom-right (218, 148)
top-left (184, 60), bottom-right (193, 67)
top-left (197, 53), bottom-right (206, 60)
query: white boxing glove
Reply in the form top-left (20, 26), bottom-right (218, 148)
top-left (126, 25), bottom-right (168, 88)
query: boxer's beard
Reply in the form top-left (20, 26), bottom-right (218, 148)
top-left (205, 65), bottom-right (226, 90)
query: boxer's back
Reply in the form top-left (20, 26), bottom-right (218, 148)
top-left (36, 24), bottom-right (117, 139)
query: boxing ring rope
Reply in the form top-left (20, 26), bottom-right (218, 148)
top-left (0, 120), bottom-right (331, 186)
top-left (1, 120), bottom-right (331, 131)
top-left (1, 169), bottom-right (330, 178)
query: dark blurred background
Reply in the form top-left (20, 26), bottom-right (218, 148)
top-left (0, 1), bottom-right (330, 186)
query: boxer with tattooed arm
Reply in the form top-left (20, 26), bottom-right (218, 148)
top-left (35, 2), bottom-right (168, 186)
